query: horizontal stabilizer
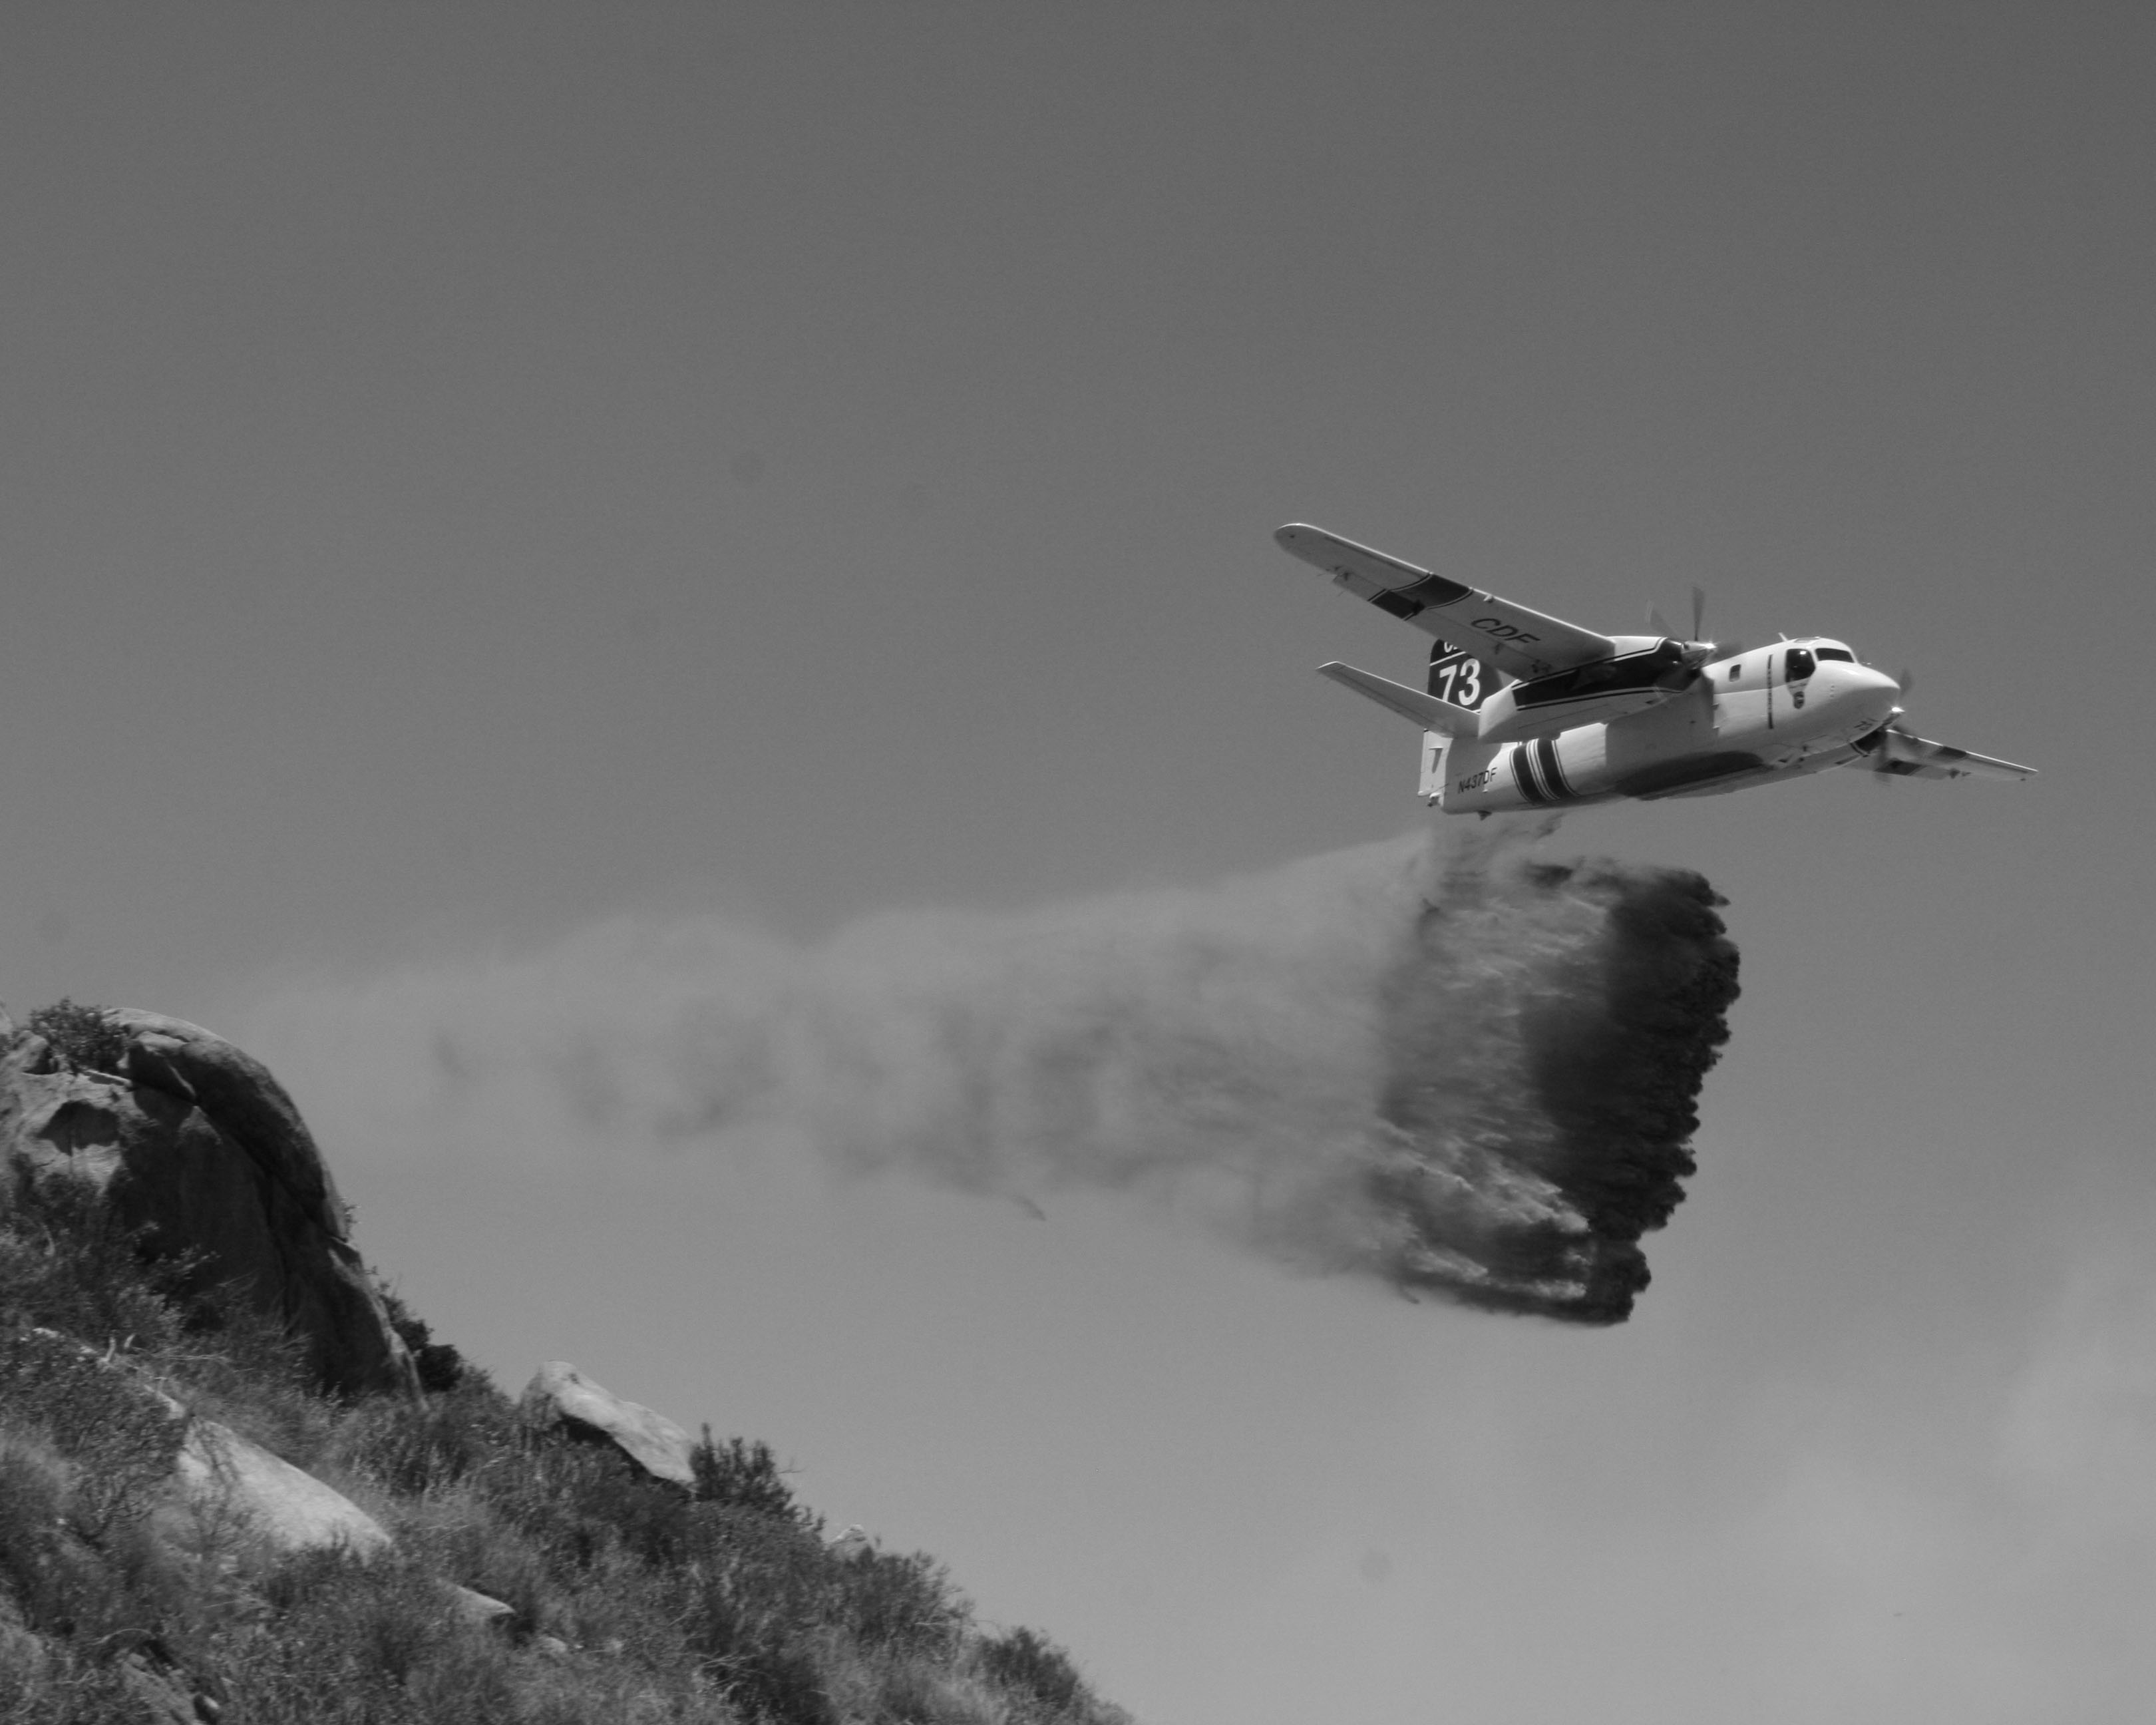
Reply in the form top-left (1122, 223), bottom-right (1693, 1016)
top-left (1317, 662), bottom-right (1479, 736)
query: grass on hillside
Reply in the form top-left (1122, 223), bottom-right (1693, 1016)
top-left (0, 1159), bottom-right (1129, 1725)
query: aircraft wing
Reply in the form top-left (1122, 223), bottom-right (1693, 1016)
top-left (1276, 523), bottom-right (1617, 683)
top-left (1859, 729), bottom-right (2037, 782)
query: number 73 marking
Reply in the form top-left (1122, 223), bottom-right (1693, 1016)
top-left (1432, 654), bottom-right (1483, 708)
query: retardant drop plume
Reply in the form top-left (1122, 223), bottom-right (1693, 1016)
top-left (250, 823), bottom-right (1737, 1324)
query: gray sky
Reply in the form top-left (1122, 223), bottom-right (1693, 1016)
top-left (5, 5), bottom-right (2153, 1721)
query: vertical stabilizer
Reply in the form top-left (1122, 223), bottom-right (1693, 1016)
top-left (1424, 642), bottom-right (1507, 807)
top-left (1427, 639), bottom-right (1503, 712)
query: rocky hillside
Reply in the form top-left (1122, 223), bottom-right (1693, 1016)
top-left (0, 1002), bottom-right (1131, 1725)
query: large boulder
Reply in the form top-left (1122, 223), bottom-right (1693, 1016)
top-left (6, 1324), bottom-right (391, 1557)
top-left (0, 1006), bottom-right (418, 1398)
top-left (172, 1420), bottom-right (391, 1557)
top-left (521, 1361), bottom-right (697, 1488)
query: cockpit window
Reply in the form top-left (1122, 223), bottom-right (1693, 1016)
top-left (1786, 648), bottom-right (1816, 681)
top-left (1815, 648), bottom-right (1855, 662)
top-left (1726, 664), bottom-right (1740, 681)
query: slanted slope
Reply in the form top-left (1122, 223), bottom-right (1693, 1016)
top-left (0, 1002), bottom-right (1131, 1725)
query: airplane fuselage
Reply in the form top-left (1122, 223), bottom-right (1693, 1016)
top-left (1427, 640), bottom-right (1901, 811)
top-left (1278, 520), bottom-right (2034, 803)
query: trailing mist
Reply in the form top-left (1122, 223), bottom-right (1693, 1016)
top-left (259, 821), bottom-right (1737, 1324)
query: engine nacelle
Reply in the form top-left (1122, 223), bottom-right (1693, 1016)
top-left (1475, 638), bottom-right (1695, 744)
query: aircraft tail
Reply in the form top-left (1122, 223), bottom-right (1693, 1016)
top-left (1421, 637), bottom-right (1511, 801)
top-left (1418, 730), bottom-right (1449, 801)
top-left (1315, 640), bottom-right (1515, 805)
top-left (1316, 663), bottom-right (1478, 733)
top-left (1425, 639), bottom-right (1505, 713)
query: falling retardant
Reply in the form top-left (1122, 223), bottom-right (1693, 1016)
top-left (242, 821), bottom-right (1738, 1324)
top-left (1366, 833), bottom-right (1739, 1320)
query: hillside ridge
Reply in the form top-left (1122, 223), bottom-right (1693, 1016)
top-left (0, 1001), bottom-right (1131, 1725)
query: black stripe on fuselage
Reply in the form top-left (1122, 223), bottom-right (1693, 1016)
top-left (1534, 736), bottom-right (1574, 801)
top-left (1513, 743), bottom-right (1550, 806)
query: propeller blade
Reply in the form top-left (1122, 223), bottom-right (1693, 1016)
top-left (1896, 666), bottom-right (1914, 699)
top-left (1648, 603), bottom-right (1672, 638)
top-left (1690, 584), bottom-right (1707, 644)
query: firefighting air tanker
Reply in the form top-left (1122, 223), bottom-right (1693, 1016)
top-left (1280, 523), bottom-right (2035, 814)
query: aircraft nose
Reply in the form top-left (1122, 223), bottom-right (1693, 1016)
top-left (1839, 662), bottom-right (1901, 721)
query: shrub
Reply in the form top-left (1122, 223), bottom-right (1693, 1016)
top-left (681, 1505), bottom-right (838, 1721)
top-left (0, 1161), bottom-right (192, 1356)
top-left (0, 1650), bottom-right (144, 1725)
top-left (149, 1285), bottom-right (333, 1471)
top-left (494, 1424), bottom-right (703, 1573)
top-left (0, 1161), bottom-right (331, 1471)
top-left (978, 1626), bottom-right (1085, 1714)
top-left (832, 1547), bottom-right (970, 1658)
top-left (377, 1283), bottom-right (468, 1393)
top-left (0, 1327), bottom-right (184, 1542)
top-left (23, 1000), bottom-right (128, 1077)
top-left (0, 1425), bottom-right (203, 1674)
top-left (232, 1545), bottom-right (520, 1722)
top-left (332, 1376), bottom-right (522, 1497)
top-left (0, 1431), bottom-right (73, 1615)
top-left (693, 1429), bottom-right (810, 1526)
top-left (704, 1628), bottom-right (835, 1725)
top-left (870, 1657), bottom-right (1006, 1725)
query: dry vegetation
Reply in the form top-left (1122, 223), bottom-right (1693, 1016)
top-left (0, 1161), bottom-right (1131, 1724)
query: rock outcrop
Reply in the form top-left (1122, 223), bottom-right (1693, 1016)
top-left (10, 1323), bottom-right (390, 1559)
top-left (172, 1420), bottom-right (391, 1557)
top-left (521, 1360), bottom-right (698, 1488)
top-left (0, 1007), bottom-right (417, 1398)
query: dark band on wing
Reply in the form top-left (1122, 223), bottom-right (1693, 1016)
top-left (1361, 572), bottom-right (1475, 620)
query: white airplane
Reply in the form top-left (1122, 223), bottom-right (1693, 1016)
top-left (1279, 523), bottom-right (2035, 814)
